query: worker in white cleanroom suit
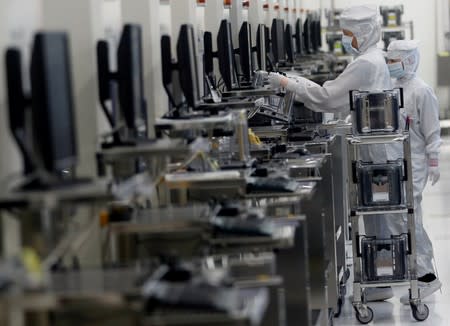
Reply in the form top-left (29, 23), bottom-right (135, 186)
top-left (264, 5), bottom-right (390, 113)
top-left (262, 4), bottom-right (399, 301)
top-left (386, 40), bottom-right (442, 304)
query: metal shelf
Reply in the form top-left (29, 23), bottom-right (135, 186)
top-left (353, 208), bottom-right (408, 216)
top-left (347, 133), bottom-right (408, 145)
top-left (357, 280), bottom-right (411, 288)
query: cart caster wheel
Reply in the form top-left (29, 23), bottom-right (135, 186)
top-left (355, 306), bottom-right (374, 324)
top-left (411, 303), bottom-right (429, 322)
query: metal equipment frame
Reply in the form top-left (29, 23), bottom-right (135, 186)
top-left (347, 133), bottom-right (429, 324)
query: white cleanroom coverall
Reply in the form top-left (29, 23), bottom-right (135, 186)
top-left (386, 40), bottom-right (442, 277)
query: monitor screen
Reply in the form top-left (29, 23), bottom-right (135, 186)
top-left (317, 19), bottom-right (322, 47)
top-left (217, 19), bottom-right (238, 91)
top-left (295, 18), bottom-right (304, 55)
top-left (161, 35), bottom-right (173, 89)
top-left (238, 22), bottom-right (253, 82)
top-left (303, 17), bottom-right (312, 54)
top-left (311, 18), bottom-right (322, 52)
top-left (285, 24), bottom-right (295, 64)
top-left (5, 49), bottom-right (26, 135)
top-left (271, 18), bottom-right (286, 65)
top-left (256, 24), bottom-right (272, 71)
top-left (5, 49), bottom-right (33, 174)
top-left (117, 24), bottom-right (147, 136)
top-left (177, 24), bottom-right (201, 109)
top-left (30, 32), bottom-right (77, 173)
top-left (160, 34), bottom-right (184, 110)
top-left (203, 31), bottom-right (214, 79)
top-left (96, 40), bottom-right (117, 129)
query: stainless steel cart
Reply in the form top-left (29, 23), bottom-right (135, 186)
top-left (347, 133), bottom-right (429, 324)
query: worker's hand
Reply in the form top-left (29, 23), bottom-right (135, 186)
top-left (428, 154), bottom-right (440, 186)
top-left (266, 72), bottom-right (288, 89)
top-left (254, 70), bottom-right (268, 80)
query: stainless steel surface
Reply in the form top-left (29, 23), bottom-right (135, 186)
top-left (347, 133), bottom-right (408, 145)
top-left (244, 181), bottom-right (317, 200)
top-left (108, 205), bottom-right (211, 234)
top-left (155, 112), bottom-right (234, 131)
top-left (290, 136), bottom-right (341, 325)
top-left (209, 216), bottom-right (303, 253)
top-left (329, 134), bottom-right (349, 315)
top-left (99, 139), bottom-right (190, 162)
top-left (164, 171), bottom-right (247, 201)
top-left (221, 89), bottom-right (277, 98)
top-left (197, 100), bottom-right (257, 110)
top-left (276, 217), bottom-right (312, 326)
top-left (354, 208), bottom-right (408, 215)
top-left (251, 126), bottom-right (288, 140)
top-left (0, 268), bottom-right (260, 326)
top-left (0, 179), bottom-right (112, 209)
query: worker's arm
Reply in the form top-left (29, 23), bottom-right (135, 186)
top-left (418, 86), bottom-right (442, 156)
top-left (282, 59), bottom-right (378, 113)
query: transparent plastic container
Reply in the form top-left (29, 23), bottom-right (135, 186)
top-left (350, 89), bottom-right (403, 135)
top-left (360, 234), bottom-right (409, 283)
top-left (355, 160), bottom-right (405, 207)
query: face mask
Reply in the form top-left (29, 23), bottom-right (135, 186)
top-left (342, 35), bottom-right (360, 55)
top-left (388, 61), bottom-right (406, 79)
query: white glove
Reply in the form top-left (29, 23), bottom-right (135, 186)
top-left (428, 154), bottom-right (440, 186)
top-left (254, 70), bottom-right (267, 80)
top-left (266, 72), bottom-right (286, 89)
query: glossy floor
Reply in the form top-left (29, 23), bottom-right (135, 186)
top-left (335, 137), bottom-right (450, 326)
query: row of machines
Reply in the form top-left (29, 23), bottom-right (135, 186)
top-left (0, 10), bottom-right (350, 326)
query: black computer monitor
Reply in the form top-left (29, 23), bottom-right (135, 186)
top-left (117, 24), bottom-right (147, 136)
top-left (311, 18), bottom-right (322, 53)
top-left (97, 24), bottom-right (147, 140)
top-left (5, 32), bottom-right (78, 179)
top-left (256, 24), bottom-right (269, 70)
top-left (161, 33), bottom-right (186, 115)
top-left (6, 49), bottom-right (33, 175)
top-left (177, 24), bottom-right (201, 109)
top-left (285, 24), bottom-right (295, 64)
top-left (303, 16), bottom-right (312, 54)
top-left (238, 22), bottom-right (253, 82)
top-left (161, 34), bottom-right (174, 100)
top-left (271, 18), bottom-right (286, 65)
top-left (203, 31), bottom-right (214, 80)
top-left (96, 40), bottom-right (115, 128)
top-left (295, 18), bottom-right (304, 55)
top-left (217, 19), bottom-right (238, 91)
top-left (317, 19), bottom-right (322, 48)
top-left (30, 33), bottom-right (77, 174)
top-left (310, 20), bottom-right (318, 53)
